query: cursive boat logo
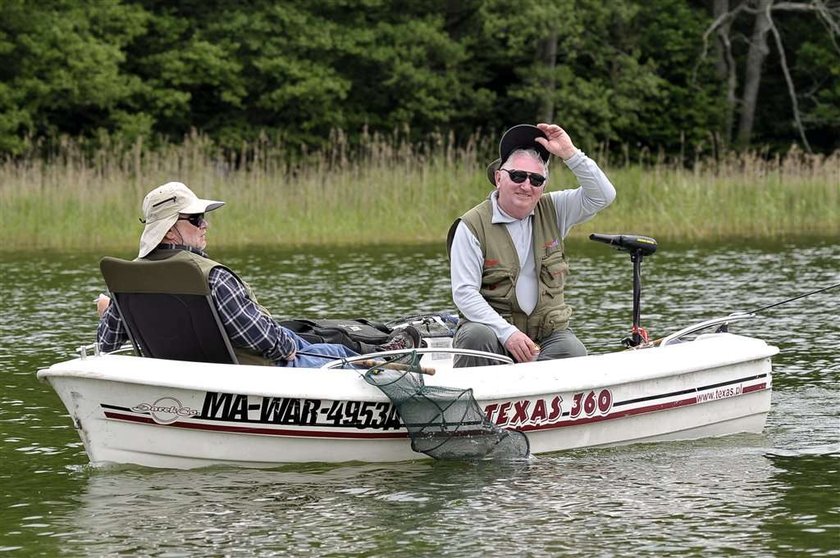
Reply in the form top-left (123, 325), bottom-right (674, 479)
top-left (132, 397), bottom-right (200, 425)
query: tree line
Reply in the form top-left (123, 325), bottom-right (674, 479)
top-left (1, 0), bottom-right (837, 161)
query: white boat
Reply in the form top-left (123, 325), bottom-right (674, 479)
top-left (36, 234), bottom-right (778, 469)
top-left (37, 314), bottom-right (777, 469)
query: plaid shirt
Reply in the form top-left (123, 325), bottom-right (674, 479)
top-left (97, 263), bottom-right (297, 363)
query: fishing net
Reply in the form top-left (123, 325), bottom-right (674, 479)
top-left (363, 354), bottom-right (530, 460)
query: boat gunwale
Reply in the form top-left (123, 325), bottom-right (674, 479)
top-left (37, 333), bottom-right (778, 401)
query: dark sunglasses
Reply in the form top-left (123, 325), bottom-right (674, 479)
top-left (500, 168), bottom-right (546, 187)
top-left (178, 213), bottom-right (206, 228)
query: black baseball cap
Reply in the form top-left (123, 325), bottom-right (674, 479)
top-left (486, 124), bottom-right (550, 185)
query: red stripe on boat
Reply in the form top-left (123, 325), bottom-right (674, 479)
top-left (103, 411), bottom-right (409, 439)
top-left (102, 381), bottom-right (768, 438)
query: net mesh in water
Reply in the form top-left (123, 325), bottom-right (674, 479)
top-left (363, 358), bottom-right (530, 460)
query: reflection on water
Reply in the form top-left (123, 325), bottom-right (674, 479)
top-left (1, 240), bottom-right (837, 556)
top-left (45, 439), bottom-right (834, 557)
top-left (44, 444), bottom-right (780, 556)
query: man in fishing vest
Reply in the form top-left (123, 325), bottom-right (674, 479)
top-left (96, 181), bottom-right (419, 367)
top-left (447, 123), bottom-right (616, 367)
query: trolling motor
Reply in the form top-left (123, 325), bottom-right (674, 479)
top-left (590, 233), bottom-right (658, 347)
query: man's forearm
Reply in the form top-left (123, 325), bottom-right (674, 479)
top-left (565, 151), bottom-right (616, 208)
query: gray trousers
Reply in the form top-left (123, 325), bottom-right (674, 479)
top-left (452, 321), bottom-right (587, 367)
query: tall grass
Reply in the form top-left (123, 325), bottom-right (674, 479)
top-left (1, 133), bottom-right (837, 252)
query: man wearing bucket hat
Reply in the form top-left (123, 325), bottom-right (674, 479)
top-left (96, 181), bottom-right (419, 367)
top-left (447, 123), bottom-right (616, 367)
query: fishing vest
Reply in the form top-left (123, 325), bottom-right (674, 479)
top-left (145, 248), bottom-right (274, 366)
top-left (448, 195), bottom-right (573, 341)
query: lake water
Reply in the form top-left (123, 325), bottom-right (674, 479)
top-left (1, 240), bottom-right (837, 556)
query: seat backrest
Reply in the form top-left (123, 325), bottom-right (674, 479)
top-left (100, 256), bottom-right (238, 364)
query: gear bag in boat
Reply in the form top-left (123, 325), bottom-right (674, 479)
top-left (278, 318), bottom-right (392, 353)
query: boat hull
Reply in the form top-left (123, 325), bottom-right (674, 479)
top-left (38, 333), bottom-right (776, 469)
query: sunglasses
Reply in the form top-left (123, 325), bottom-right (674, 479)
top-left (178, 213), bottom-right (206, 228)
top-left (500, 168), bottom-right (546, 187)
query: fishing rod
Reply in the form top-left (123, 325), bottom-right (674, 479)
top-left (657, 282), bottom-right (840, 347)
top-left (743, 282), bottom-right (840, 315)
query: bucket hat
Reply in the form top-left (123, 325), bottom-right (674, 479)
top-left (486, 124), bottom-right (551, 185)
top-left (138, 182), bottom-right (224, 258)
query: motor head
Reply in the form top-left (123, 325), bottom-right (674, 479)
top-left (590, 233), bottom-right (657, 257)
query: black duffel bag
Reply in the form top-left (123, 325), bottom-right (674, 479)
top-left (277, 318), bottom-right (392, 353)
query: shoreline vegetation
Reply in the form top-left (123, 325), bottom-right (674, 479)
top-left (1, 133), bottom-right (837, 252)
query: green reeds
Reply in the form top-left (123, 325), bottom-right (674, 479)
top-left (579, 148), bottom-right (840, 241)
top-left (1, 133), bottom-right (837, 252)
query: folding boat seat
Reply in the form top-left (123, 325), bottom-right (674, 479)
top-left (99, 256), bottom-right (238, 364)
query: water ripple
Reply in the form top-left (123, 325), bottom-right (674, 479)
top-left (1, 242), bottom-right (838, 556)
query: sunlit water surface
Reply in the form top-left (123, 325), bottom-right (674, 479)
top-left (1, 240), bottom-right (837, 556)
